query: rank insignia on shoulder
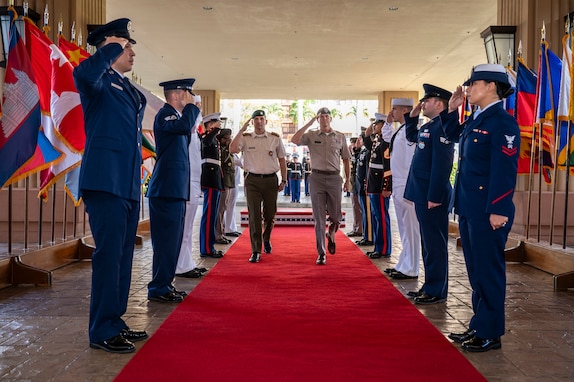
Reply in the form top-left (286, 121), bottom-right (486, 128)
top-left (243, 132), bottom-right (251, 136)
top-left (111, 82), bottom-right (123, 91)
top-left (164, 115), bottom-right (178, 121)
top-left (270, 132), bottom-right (280, 137)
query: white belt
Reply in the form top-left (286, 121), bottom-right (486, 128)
top-left (202, 158), bottom-right (220, 166)
top-left (369, 163), bottom-right (384, 170)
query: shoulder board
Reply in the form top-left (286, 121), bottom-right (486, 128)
top-left (242, 132), bottom-right (251, 136)
top-left (270, 132), bottom-right (280, 137)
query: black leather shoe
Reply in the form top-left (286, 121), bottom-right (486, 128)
top-left (176, 269), bottom-right (203, 278)
top-left (316, 254), bottom-right (326, 265)
top-left (356, 239), bottom-right (374, 246)
top-left (225, 231), bottom-right (241, 237)
top-left (384, 268), bottom-right (396, 274)
top-left (462, 337), bottom-right (501, 352)
top-left (367, 251), bottom-right (390, 259)
top-left (347, 231), bottom-right (362, 237)
top-left (448, 329), bottom-right (476, 343)
top-left (414, 293), bottom-right (446, 305)
top-left (90, 335), bottom-right (135, 353)
top-left (326, 233), bottom-right (336, 254)
top-left (194, 267), bottom-right (208, 276)
top-left (200, 250), bottom-right (224, 258)
top-left (390, 271), bottom-right (418, 280)
top-left (148, 291), bottom-right (184, 303)
top-left (215, 238), bottom-right (231, 244)
top-left (121, 328), bottom-right (148, 342)
top-left (249, 252), bottom-right (261, 263)
top-left (263, 241), bottom-right (272, 253)
top-left (406, 289), bottom-right (424, 298)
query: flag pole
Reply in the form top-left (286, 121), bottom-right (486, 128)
top-left (564, 120), bottom-right (572, 248)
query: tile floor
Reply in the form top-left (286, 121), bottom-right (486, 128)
top-left (0, 193), bottom-right (573, 381)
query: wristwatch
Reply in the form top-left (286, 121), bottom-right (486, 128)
top-left (280, 180), bottom-right (287, 184)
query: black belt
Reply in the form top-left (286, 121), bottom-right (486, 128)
top-left (312, 169), bottom-right (339, 175)
top-left (248, 172), bottom-right (276, 178)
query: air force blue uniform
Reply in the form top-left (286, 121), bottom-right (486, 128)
top-left (404, 109), bottom-right (454, 300)
top-left (445, 101), bottom-right (519, 339)
top-left (146, 100), bottom-right (201, 299)
top-left (73, 42), bottom-right (146, 344)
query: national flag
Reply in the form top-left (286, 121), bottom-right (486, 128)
top-left (515, 58), bottom-right (539, 175)
top-left (64, 166), bottom-right (81, 206)
top-left (142, 130), bottom-right (156, 160)
top-left (459, 94), bottom-right (474, 123)
top-left (58, 35), bottom-right (90, 66)
top-left (557, 33), bottom-right (574, 172)
top-left (534, 41), bottom-right (562, 183)
top-left (24, 18), bottom-right (83, 200)
top-left (0, 8), bottom-right (42, 188)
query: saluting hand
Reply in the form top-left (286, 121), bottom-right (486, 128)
top-left (105, 36), bottom-right (128, 49)
top-left (240, 119), bottom-right (251, 132)
top-left (410, 102), bottom-right (423, 118)
top-left (449, 85), bottom-right (464, 113)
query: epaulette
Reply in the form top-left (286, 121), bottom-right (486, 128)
top-left (270, 132), bottom-right (280, 137)
top-left (242, 132), bottom-right (251, 136)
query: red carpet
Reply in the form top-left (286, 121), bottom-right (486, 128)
top-left (115, 227), bottom-right (485, 382)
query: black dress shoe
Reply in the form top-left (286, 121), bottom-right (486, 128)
top-left (326, 233), bottom-right (336, 254)
top-left (414, 293), bottom-right (446, 305)
top-left (407, 289), bottom-right (424, 298)
top-left (462, 337), bottom-right (501, 352)
top-left (90, 335), bottom-right (135, 353)
top-left (249, 252), bottom-right (261, 263)
top-left (200, 250), bottom-right (224, 258)
top-left (176, 269), bottom-right (203, 278)
top-left (448, 328), bottom-right (477, 343)
top-left (263, 241), bottom-right (272, 253)
top-left (356, 239), bottom-right (374, 246)
top-left (367, 251), bottom-right (390, 259)
top-left (390, 271), bottom-right (418, 280)
top-left (194, 267), bottom-right (208, 276)
top-left (121, 328), bottom-right (148, 342)
top-left (215, 238), bottom-right (231, 245)
top-left (225, 231), bottom-right (241, 237)
top-left (347, 231), bottom-right (363, 237)
top-left (316, 253), bottom-right (326, 265)
top-left (148, 291), bottom-right (184, 303)
top-left (384, 268), bottom-right (396, 274)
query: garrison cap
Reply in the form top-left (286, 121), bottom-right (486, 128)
top-left (463, 63), bottom-right (510, 86)
top-left (252, 109), bottom-right (266, 118)
top-left (391, 98), bottom-right (415, 107)
top-left (87, 18), bottom-right (136, 47)
top-left (420, 83), bottom-right (452, 102)
top-left (158, 78), bottom-right (195, 93)
top-left (203, 112), bottom-right (221, 123)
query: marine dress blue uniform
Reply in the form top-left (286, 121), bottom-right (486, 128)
top-left (73, 32), bottom-right (146, 344)
top-left (146, 80), bottom-right (201, 301)
top-left (404, 85), bottom-right (454, 303)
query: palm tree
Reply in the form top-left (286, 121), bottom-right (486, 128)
top-left (288, 100), bottom-right (316, 124)
top-left (329, 108), bottom-right (343, 119)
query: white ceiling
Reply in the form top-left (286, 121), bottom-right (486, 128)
top-left (107, 0), bottom-right (497, 100)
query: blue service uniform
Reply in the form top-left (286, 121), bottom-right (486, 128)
top-left (364, 134), bottom-right (392, 255)
top-left (146, 103), bottom-right (200, 299)
top-left (355, 146), bottom-right (373, 242)
top-left (404, 110), bottom-right (455, 299)
top-left (199, 128), bottom-right (224, 255)
top-left (290, 161), bottom-right (303, 202)
top-left (445, 103), bottom-right (519, 339)
top-left (73, 43), bottom-right (147, 344)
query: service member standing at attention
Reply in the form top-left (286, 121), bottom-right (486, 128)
top-left (404, 84), bottom-right (455, 304)
top-left (291, 107), bottom-right (351, 265)
top-left (290, 153), bottom-right (303, 203)
top-left (445, 64), bottom-right (519, 352)
top-left (355, 135), bottom-right (374, 246)
top-left (199, 113), bottom-right (225, 258)
top-left (363, 113), bottom-right (392, 259)
top-left (73, 18), bottom-right (148, 353)
top-left (229, 109), bottom-right (287, 263)
top-left (347, 137), bottom-right (363, 238)
top-left (146, 79), bottom-right (201, 303)
top-left (382, 98), bottom-right (421, 280)
top-left (215, 128), bottom-right (234, 245)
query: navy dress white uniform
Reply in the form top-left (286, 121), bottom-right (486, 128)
top-left (146, 79), bottom-right (201, 302)
top-left (363, 113), bottom-right (392, 258)
top-left (404, 84), bottom-right (454, 304)
top-left (444, 64), bottom-right (519, 352)
top-left (199, 113), bottom-right (225, 257)
top-left (73, 18), bottom-right (147, 352)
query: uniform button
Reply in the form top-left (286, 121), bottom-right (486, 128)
top-left (479, 185), bottom-right (483, 190)
top-left (458, 157), bottom-right (461, 160)
top-left (474, 139), bottom-right (478, 142)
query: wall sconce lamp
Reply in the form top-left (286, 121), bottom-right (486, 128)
top-left (480, 26), bottom-right (516, 69)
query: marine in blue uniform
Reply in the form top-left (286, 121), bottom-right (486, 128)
top-left (444, 64), bottom-right (519, 352)
top-left (290, 153), bottom-right (302, 202)
top-left (355, 136), bottom-right (374, 246)
top-left (363, 113), bottom-right (392, 259)
top-left (74, 18), bottom-right (148, 353)
top-left (146, 79), bottom-right (201, 303)
top-left (199, 113), bottom-right (225, 258)
top-left (404, 84), bottom-right (455, 305)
